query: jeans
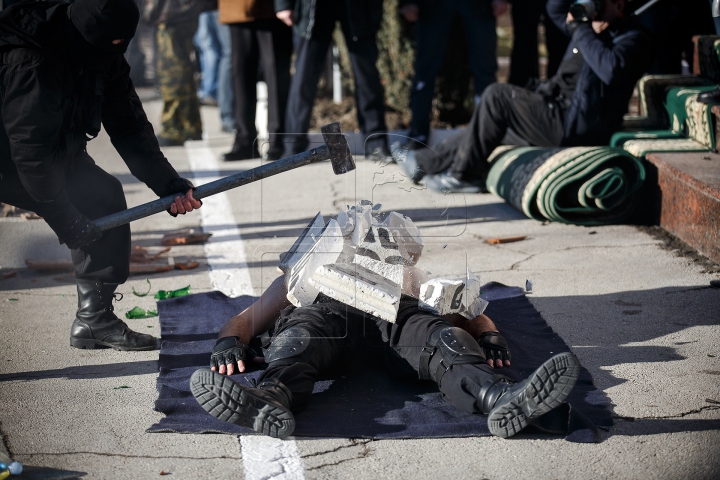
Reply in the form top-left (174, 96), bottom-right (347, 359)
top-left (195, 10), bottom-right (234, 130)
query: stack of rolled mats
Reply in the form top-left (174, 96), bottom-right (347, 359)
top-left (485, 146), bottom-right (645, 225)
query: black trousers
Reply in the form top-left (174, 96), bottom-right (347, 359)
top-left (409, 0), bottom-right (498, 142)
top-left (229, 19), bottom-right (293, 153)
top-left (414, 83), bottom-right (565, 182)
top-left (258, 297), bottom-right (497, 415)
top-left (284, 1), bottom-right (387, 155)
top-left (0, 153), bottom-right (131, 283)
top-left (507, 0), bottom-right (569, 87)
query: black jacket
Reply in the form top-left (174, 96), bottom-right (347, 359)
top-left (546, 0), bottom-right (653, 146)
top-left (0, 2), bottom-right (179, 220)
top-left (274, 0), bottom-right (383, 39)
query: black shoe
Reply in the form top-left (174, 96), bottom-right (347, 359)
top-left (423, 170), bottom-right (486, 194)
top-left (263, 146), bottom-right (284, 161)
top-left (697, 86), bottom-right (720, 105)
top-left (365, 144), bottom-right (393, 163)
top-left (70, 280), bottom-right (157, 351)
top-left (190, 369), bottom-right (296, 439)
top-left (478, 352), bottom-right (580, 438)
top-left (156, 135), bottom-right (185, 147)
top-left (222, 146), bottom-right (260, 161)
top-left (391, 142), bottom-right (424, 183)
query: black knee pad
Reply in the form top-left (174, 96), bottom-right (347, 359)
top-left (264, 326), bottom-right (312, 363)
top-left (418, 326), bottom-right (486, 387)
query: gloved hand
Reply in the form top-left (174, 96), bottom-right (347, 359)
top-left (59, 213), bottom-right (103, 250)
top-left (210, 336), bottom-right (249, 373)
top-left (161, 177), bottom-right (201, 217)
top-left (478, 331), bottom-right (511, 366)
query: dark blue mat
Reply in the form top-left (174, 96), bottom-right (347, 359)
top-left (148, 283), bottom-right (612, 440)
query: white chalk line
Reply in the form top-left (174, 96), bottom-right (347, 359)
top-left (184, 140), bottom-right (305, 480)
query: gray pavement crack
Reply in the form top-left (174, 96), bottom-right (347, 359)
top-left (304, 439), bottom-right (372, 471)
top-left (613, 404), bottom-right (720, 421)
top-left (509, 243), bottom-right (660, 271)
top-left (0, 419), bottom-right (12, 458)
top-left (301, 438), bottom-right (372, 459)
top-left (14, 451), bottom-right (240, 460)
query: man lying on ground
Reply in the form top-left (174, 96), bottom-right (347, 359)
top-left (190, 244), bottom-right (580, 439)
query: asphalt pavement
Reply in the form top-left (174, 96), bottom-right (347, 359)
top-left (0, 93), bottom-right (718, 480)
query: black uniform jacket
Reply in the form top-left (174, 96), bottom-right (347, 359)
top-left (0, 1), bottom-right (179, 215)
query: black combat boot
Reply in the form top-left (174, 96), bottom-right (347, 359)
top-left (697, 86), bottom-right (720, 105)
top-left (190, 369), bottom-right (295, 439)
top-left (70, 279), bottom-right (157, 351)
top-left (477, 352), bottom-right (580, 438)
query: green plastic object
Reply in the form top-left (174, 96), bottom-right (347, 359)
top-left (154, 285), bottom-right (191, 300)
top-left (125, 307), bottom-right (158, 319)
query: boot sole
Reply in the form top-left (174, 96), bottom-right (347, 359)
top-left (70, 337), bottom-right (157, 351)
top-left (190, 369), bottom-right (295, 439)
top-left (488, 352), bottom-right (580, 439)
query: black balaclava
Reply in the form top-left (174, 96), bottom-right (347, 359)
top-left (67, 0), bottom-right (139, 60)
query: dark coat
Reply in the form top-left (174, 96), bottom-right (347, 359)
top-left (546, 0), bottom-right (653, 146)
top-left (274, 0), bottom-right (383, 39)
top-left (0, 2), bottom-right (179, 217)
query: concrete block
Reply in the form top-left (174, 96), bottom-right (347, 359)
top-left (353, 255), bottom-right (404, 286)
top-left (0, 218), bottom-right (70, 269)
top-left (356, 226), bottom-right (406, 265)
top-left (336, 202), bottom-right (375, 246)
top-left (380, 211), bottom-right (424, 265)
top-left (279, 212), bottom-right (325, 273)
top-left (286, 219), bottom-right (344, 307)
top-left (418, 278), bottom-right (465, 315)
top-left (309, 262), bottom-right (401, 323)
top-left (459, 272), bottom-right (488, 319)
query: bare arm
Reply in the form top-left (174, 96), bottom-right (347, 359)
top-left (214, 275), bottom-right (291, 374)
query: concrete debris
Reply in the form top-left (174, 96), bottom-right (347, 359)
top-left (526, 279), bottom-right (534, 293)
top-left (380, 211), bottom-right (423, 265)
top-left (356, 226), bottom-right (406, 265)
top-left (309, 262), bottom-right (401, 323)
top-left (286, 219), bottom-right (344, 307)
top-left (279, 212), bottom-right (326, 273)
top-left (353, 255), bottom-right (404, 286)
top-left (161, 228), bottom-right (212, 246)
top-left (419, 278), bottom-right (465, 316)
top-left (487, 235), bottom-right (527, 245)
top-left (25, 259), bottom-right (73, 271)
top-left (336, 202), bottom-right (374, 246)
top-left (459, 271), bottom-right (488, 319)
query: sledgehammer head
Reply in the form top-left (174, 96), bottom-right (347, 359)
top-left (321, 122), bottom-right (355, 175)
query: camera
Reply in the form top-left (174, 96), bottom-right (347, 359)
top-left (569, 0), bottom-right (604, 22)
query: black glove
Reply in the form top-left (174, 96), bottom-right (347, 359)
top-left (210, 336), bottom-right (249, 370)
top-left (58, 213), bottom-right (103, 250)
top-left (161, 177), bottom-right (199, 217)
top-left (478, 331), bottom-right (511, 364)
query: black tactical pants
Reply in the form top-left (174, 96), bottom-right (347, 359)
top-left (258, 296), bottom-right (497, 415)
top-left (414, 83), bottom-right (566, 183)
top-left (0, 153), bottom-right (130, 283)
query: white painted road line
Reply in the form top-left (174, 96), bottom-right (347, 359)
top-left (185, 140), bottom-right (306, 480)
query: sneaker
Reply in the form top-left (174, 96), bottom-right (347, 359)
top-left (222, 145), bottom-right (260, 161)
top-left (486, 353), bottom-right (580, 439)
top-left (190, 369), bottom-right (295, 439)
top-left (422, 170), bottom-right (485, 194)
top-left (391, 143), bottom-right (424, 183)
top-left (198, 95), bottom-right (218, 107)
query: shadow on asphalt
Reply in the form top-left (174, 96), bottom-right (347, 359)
top-left (0, 360), bottom-right (158, 382)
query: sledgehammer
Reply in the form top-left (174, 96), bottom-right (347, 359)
top-left (94, 122), bottom-right (354, 231)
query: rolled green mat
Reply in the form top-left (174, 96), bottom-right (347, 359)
top-left (486, 146), bottom-right (645, 226)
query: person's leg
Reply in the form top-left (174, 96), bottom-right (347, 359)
top-left (459, 1), bottom-right (498, 99)
top-left (227, 22), bottom-right (260, 158)
top-left (284, 19), bottom-right (334, 155)
top-left (256, 18), bottom-right (293, 159)
top-left (407, 3), bottom-right (454, 145)
top-left (194, 10), bottom-right (221, 102)
top-left (541, 10), bottom-right (570, 79)
top-left (339, 21), bottom-right (389, 155)
top-left (216, 13), bottom-right (235, 131)
top-left (507, 0), bottom-right (543, 86)
top-left (156, 20), bottom-right (203, 143)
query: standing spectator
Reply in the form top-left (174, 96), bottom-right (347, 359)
top-left (125, 0), bottom-right (151, 87)
top-left (276, 0), bottom-right (391, 160)
top-left (195, 9), bottom-right (235, 133)
top-left (143, 0), bottom-right (215, 146)
top-left (400, 0), bottom-right (509, 149)
top-left (507, 0), bottom-right (569, 87)
top-left (220, 0), bottom-right (292, 161)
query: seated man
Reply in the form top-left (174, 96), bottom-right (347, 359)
top-left (190, 269), bottom-right (580, 439)
top-left (393, 0), bottom-right (652, 194)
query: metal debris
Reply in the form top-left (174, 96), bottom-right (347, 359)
top-left (161, 228), bottom-right (212, 246)
top-left (487, 235), bottom-right (527, 245)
